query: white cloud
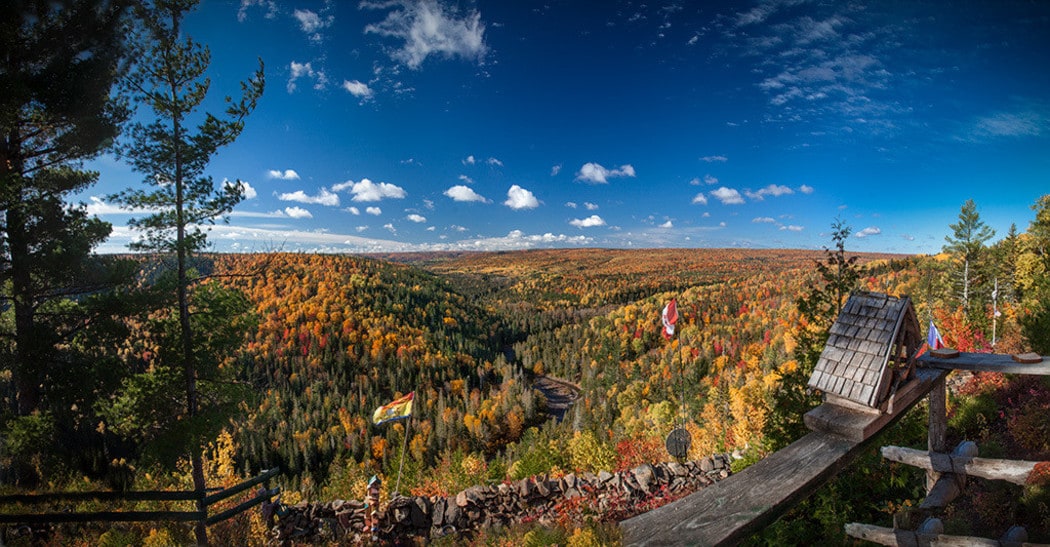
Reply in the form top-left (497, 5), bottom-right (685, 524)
top-left (366, 206), bottom-right (382, 215)
top-left (753, 217), bottom-right (776, 223)
top-left (362, 0), bottom-right (488, 70)
top-left (781, 225), bottom-right (805, 232)
top-left (551, 164), bottom-right (562, 176)
top-left (701, 155), bottom-right (728, 162)
top-left (384, 223), bottom-right (396, 232)
top-left (284, 206), bottom-right (313, 219)
top-left (238, 0), bottom-right (277, 22)
top-left (575, 162), bottom-right (636, 184)
top-left (584, 202), bottom-right (599, 210)
top-left (711, 187), bottom-right (744, 205)
top-left (267, 169), bottom-right (300, 180)
top-left (342, 80), bottom-right (374, 100)
top-left (487, 157), bottom-right (503, 166)
top-left (224, 179), bottom-right (257, 199)
top-left (407, 213), bottom-right (427, 223)
top-left (659, 220), bottom-right (674, 228)
top-left (855, 226), bottom-right (881, 238)
top-left (569, 215), bottom-right (606, 228)
top-left (451, 225), bottom-right (468, 232)
top-left (346, 207), bottom-right (360, 215)
top-left (565, 202), bottom-right (577, 208)
top-left (277, 188), bottom-right (340, 206)
top-left (691, 193), bottom-right (709, 205)
top-left (799, 184), bottom-right (814, 194)
top-left (745, 184), bottom-right (794, 200)
top-left (357, 226), bottom-right (369, 232)
top-left (967, 109), bottom-right (1046, 140)
top-left (504, 185), bottom-right (539, 210)
top-left (458, 174), bottom-right (474, 184)
top-left (463, 155), bottom-right (476, 165)
top-left (444, 185), bottom-right (489, 202)
top-left (334, 178), bottom-right (407, 202)
top-left (85, 196), bottom-right (164, 216)
top-left (287, 61), bottom-right (327, 92)
top-left (293, 8), bottom-right (332, 34)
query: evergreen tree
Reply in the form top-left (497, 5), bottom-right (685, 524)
top-left (1020, 195), bottom-right (1050, 353)
top-left (943, 199), bottom-right (995, 317)
top-left (1, 0), bottom-right (129, 417)
top-left (1, 0), bottom-right (136, 486)
top-left (107, 0), bottom-right (263, 542)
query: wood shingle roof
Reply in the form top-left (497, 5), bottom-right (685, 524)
top-left (807, 291), bottom-right (921, 409)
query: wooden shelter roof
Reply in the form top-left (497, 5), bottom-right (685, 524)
top-left (808, 291), bottom-right (918, 408)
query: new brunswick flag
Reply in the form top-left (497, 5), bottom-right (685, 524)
top-left (373, 392), bottom-right (414, 425)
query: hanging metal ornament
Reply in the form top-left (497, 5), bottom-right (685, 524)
top-left (666, 427), bottom-right (692, 461)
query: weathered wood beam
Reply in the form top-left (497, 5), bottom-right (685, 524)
top-left (927, 376), bottom-right (947, 491)
top-left (920, 441), bottom-right (977, 510)
top-left (918, 352), bottom-right (1049, 375)
top-left (845, 520), bottom-right (1036, 547)
top-left (880, 446), bottom-right (1045, 485)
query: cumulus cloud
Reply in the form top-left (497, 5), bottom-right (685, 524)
top-left (575, 162), bottom-right (636, 184)
top-left (799, 184), bottom-right (814, 194)
top-left (701, 155), bottom-right (728, 162)
top-left (224, 179), bottom-right (257, 199)
top-left (293, 8), bottom-right (332, 35)
top-left (238, 0), bottom-right (277, 22)
top-left (346, 207), bottom-right (360, 215)
top-left (745, 184), bottom-right (794, 200)
top-left (384, 223), bottom-right (396, 233)
top-left (753, 217), bottom-right (776, 223)
top-left (659, 220), bottom-right (674, 228)
top-left (855, 226), bottom-right (881, 238)
top-left (362, 0), bottom-right (488, 70)
top-left (366, 207), bottom-right (382, 215)
top-left (342, 80), bottom-right (374, 100)
top-left (407, 213), bottom-right (427, 223)
top-left (458, 174), bottom-right (474, 184)
top-left (278, 188), bottom-right (340, 206)
top-left (781, 225), bottom-right (805, 232)
top-left (444, 185), bottom-right (489, 202)
top-left (284, 206), bottom-right (313, 219)
top-left (463, 155), bottom-right (476, 165)
top-left (711, 187), bottom-right (745, 205)
top-left (504, 185), bottom-right (539, 210)
top-left (565, 202), bottom-right (577, 209)
top-left (267, 169), bottom-right (300, 180)
top-left (287, 61), bottom-right (327, 92)
top-left (584, 202), bottom-right (599, 210)
top-left (487, 157), bottom-right (503, 166)
top-left (691, 193), bottom-right (709, 205)
top-left (333, 178), bottom-right (407, 202)
top-left (569, 215), bottom-right (606, 228)
top-left (551, 164), bottom-right (562, 176)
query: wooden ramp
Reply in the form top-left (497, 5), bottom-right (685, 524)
top-left (620, 367), bottom-right (948, 546)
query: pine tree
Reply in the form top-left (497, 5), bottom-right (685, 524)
top-left (1, 0), bottom-right (130, 419)
top-left (108, 0), bottom-right (263, 542)
top-left (943, 199), bottom-right (995, 316)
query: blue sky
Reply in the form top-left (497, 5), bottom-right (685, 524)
top-left (83, 0), bottom-right (1050, 254)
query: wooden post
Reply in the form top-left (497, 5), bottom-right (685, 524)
top-left (927, 376), bottom-right (946, 491)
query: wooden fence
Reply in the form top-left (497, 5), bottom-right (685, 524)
top-left (0, 467), bottom-right (280, 529)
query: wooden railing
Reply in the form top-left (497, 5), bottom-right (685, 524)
top-left (0, 467), bottom-right (280, 528)
top-left (620, 352), bottom-right (1048, 546)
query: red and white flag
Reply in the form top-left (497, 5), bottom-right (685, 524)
top-left (662, 298), bottom-right (678, 340)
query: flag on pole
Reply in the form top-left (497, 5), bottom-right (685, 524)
top-left (373, 392), bottom-right (414, 425)
top-left (662, 298), bottom-right (679, 340)
top-left (927, 319), bottom-right (945, 350)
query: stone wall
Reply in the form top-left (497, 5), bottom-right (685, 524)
top-left (271, 454), bottom-right (732, 544)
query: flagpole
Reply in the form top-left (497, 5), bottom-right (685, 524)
top-left (393, 417), bottom-right (410, 498)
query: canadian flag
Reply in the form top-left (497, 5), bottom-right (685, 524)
top-left (662, 298), bottom-right (678, 340)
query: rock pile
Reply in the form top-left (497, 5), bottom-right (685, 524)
top-left (271, 455), bottom-right (732, 544)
